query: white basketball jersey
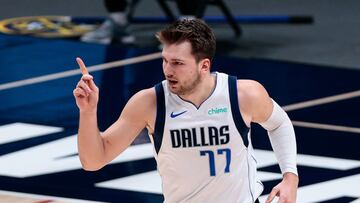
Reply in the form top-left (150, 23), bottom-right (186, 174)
top-left (150, 72), bottom-right (263, 203)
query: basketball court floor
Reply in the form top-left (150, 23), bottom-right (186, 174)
top-left (0, 1), bottom-right (360, 201)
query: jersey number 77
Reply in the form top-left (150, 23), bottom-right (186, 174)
top-left (200, 148), bottom-right (231, 176)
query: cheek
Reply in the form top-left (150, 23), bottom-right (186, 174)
top-left (189, 66), bottom-right (200, 76)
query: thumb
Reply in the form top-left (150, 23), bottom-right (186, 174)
top-left (266, 187), bottom-right (279, 203)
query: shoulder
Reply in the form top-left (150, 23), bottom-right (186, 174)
top-left (122, 87), bottom-right (156, 121)
top-left (237, 79), bottom-right (268, 101)
top-left (127, 87), bottom-right (156, 110)
top-left (132, 87), bottom-right (156, 100)
top-left (236, 79), bottom-right (273, 123)
top-left (116, 87), bottom-right (157, 132)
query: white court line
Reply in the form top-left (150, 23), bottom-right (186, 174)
top-left (283, 90), bottom-right (360, 111)
top-left (1, 53), bottom-right (358, 109)
top-left (292, 120), bottom-right (360, 134)
top-left (0, 122), bottom-right (63, 145)
top-left (0, 52), bottom-right (162, 91)
top-left (282, 90), bottom-right (360, 133)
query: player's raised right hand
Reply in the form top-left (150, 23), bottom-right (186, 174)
top-left (73, 57), bottom-right (99, 113)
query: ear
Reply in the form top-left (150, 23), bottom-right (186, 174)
top-left (200, 58), bottom-right (211, 72)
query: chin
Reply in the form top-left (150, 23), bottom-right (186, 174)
top-left (168, 86), bottom-right (182, 95)
top-left (168, 87), bottom-right (179, 94)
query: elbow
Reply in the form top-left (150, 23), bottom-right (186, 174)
top-left (79, 158), bottom-right (105, 171)
top-left (82, 164), bottom-right (103, 171)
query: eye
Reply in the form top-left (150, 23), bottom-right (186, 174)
top-left (173, 61), bottom-right (184, 65)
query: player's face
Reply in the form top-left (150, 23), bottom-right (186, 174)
top-left (162, 41), bottom-right (204, 95)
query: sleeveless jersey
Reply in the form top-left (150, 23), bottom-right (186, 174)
top-left (150, 72), bottom-right (264, 203)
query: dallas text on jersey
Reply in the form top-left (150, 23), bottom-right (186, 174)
top-left (170, 125), bottom-right (230, 148)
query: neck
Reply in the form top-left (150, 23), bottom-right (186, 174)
top-left (179, 73), bottom-right (216, 108)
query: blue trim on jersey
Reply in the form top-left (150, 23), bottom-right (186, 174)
top-left (153, 83), bottom-right (166, 154)
top-left (228, 75), bottom-right (250, 146)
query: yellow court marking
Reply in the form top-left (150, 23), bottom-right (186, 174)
top-left (0, 16), bottom-right (92, 37)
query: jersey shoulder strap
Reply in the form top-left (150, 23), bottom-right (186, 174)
top-left (228, 75), bottom-right (250, 146)
top-left (153, 82), bottom-right (165, 154)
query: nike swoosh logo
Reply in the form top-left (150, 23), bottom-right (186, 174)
top-left (170, 110), bottom-right (187, 118)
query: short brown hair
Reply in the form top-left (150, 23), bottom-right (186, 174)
top-left (156, 19), bottom-right (216, 62)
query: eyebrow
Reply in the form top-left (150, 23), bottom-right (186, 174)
top-left (162, 56), bottom-right (185, 62)
top-left (171, 59), bottom-right (185, 62)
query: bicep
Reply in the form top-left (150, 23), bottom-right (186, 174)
top-left (100, 89), bottom-right (155, 163)
top-left (252, 89), bottom-right (273, 123)
top-left (238, 80), bottom-right (273, 124)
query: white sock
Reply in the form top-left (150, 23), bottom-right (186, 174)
top-left (178, 15), bottom-right (197, 20)
top-left (110, 12), bottom-right (128, 26)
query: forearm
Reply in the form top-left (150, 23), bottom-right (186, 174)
top-left (78, 110), bottom-right (105, 170)
top-left (268, 120), bottom-right (297, 175)
top-left (260, 99), bottom-right (298, 176)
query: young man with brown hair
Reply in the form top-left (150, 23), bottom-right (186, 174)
top-left (74, 19), bottom-right (298, 203)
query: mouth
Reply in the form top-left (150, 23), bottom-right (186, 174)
top-left (168, 79), bottom-right (178, 86)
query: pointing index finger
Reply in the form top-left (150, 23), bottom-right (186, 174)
top-left (76, 57), bottom-right (89, 75)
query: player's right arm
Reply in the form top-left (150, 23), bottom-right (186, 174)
top-left (73, 58), bottom-right (156, 171)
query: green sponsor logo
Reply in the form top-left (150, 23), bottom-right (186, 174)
top-left (208, 107), bottom-right (228, 115)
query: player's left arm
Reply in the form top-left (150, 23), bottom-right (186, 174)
top-left (237, 80), bottom-right (298, 203)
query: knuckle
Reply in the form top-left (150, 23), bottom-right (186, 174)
top-left (78, 81), bottom-right (85, 87)
top-left (82, 75), bottom-right (92, 81)
top-left (79, 82), bottom-right (87, 88)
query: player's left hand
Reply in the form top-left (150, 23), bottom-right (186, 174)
top-left (265, 172), bottom-right (298, 203)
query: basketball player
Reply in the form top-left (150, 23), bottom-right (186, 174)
top-left (73, 19), bottom-right (298, 203)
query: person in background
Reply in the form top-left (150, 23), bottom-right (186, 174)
top-left (81, 0), bottom-right (135, 44)
top-left (81, 0), bottom-right (207, 44)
